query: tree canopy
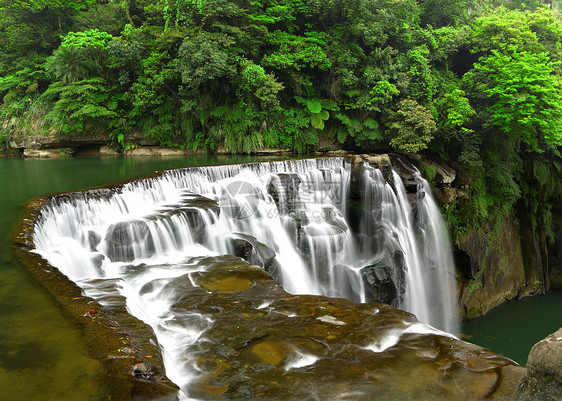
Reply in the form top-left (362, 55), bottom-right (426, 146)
top-left (1, 0), bottom-right (562, 234)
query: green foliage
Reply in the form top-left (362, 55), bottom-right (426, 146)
top-left (73, 3), bottom-right (128, 36)
top-left (420, 164), bottom-right (437, 182)
top-left (281, 106), bottom-right (317, 154)
top-left (294, 97), bottom-right (337, 131)
top-left (485, 164), bottom-right (522, 210)
top-left (262, 31), bottom-right (331, 71)
top-left (59, 29), bottom-right (113, 51)
top-left (238, 61), bottom-right (284, 107)
top-left (466, 47), bottom-right (562, 151)
top-left (1, 0), bottom-right (562, 248)
top-left (437, 88), bottom-right (475, 133)
top-left (387, 98), bottom-right (437, 153)
top-left (0, 68), bottom-right (44, 101)
top-left (42, 78), bottom-right (119, 135)
top-left (176, 34), bottom-right (236, 95)
top-left (335, 113), bottom-right (383, 147)
top-left (47, 29), bottom-right (115, 84)
top-left (0, 0), bottom-right (96, 68)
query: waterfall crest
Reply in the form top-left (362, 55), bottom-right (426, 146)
top-left (32, 157), bottom-right (459, 396)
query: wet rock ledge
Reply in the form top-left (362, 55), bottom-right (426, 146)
top-left (11, 163), bottom-right (529, 401)
top-left (13, 194), bottom-right (179, 401)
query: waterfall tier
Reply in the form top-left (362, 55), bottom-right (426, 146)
top-left (32, 156), bottom-right (461, 399)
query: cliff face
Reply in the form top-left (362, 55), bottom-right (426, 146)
top-left (549, 209), bottom-right (562, 290)
top-left (421, 158), bottom-right (552, 320)
top-left (456, 215), bottom-right (527, 319)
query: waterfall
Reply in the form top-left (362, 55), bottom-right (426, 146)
top-left (31, 157), bottom-right (459, 397)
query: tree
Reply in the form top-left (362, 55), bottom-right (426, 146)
top-left (47, 29), bottom-right (114, 83)
top-left (466, 47), bottom-right (562, 151)
top-left (387, 98), bottom-right (437, 153)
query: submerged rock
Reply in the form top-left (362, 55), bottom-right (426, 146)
top-left (104, 220), bottom-right (153, 262)
top-left (267, 173), bottom-right (302, 215)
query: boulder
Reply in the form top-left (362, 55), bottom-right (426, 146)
top-left (85, 229), bottom-right (102, 251)
top-left (227, 233), bottom-right (277, 273)
top-left (422, 160), bottom-right (456, 185)
top-left (362, 263), bottom-right (398, 305)
top-left (151, 194), bottom-right (220, 244)
top-left (268, 173), bottom-right (302, 215)
top-left (362, 250), bottom-right (406, 307)
top-left (514, 327), bottom-right (562, 401)
top-left (363, 154), bottom-right (393, 182)
top-left (363, 153), bottom-right (392, 170)
top-left (104, 220), bottom-right (153, 262)
top-left (99, 145), bottom-right (120, 156)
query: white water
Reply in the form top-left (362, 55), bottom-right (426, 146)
top-left (32, 157), bottom-right (459, 397)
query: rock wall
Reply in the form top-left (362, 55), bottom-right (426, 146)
top-left (548, 209), bottom-right (562, 290)
top-left (8, 130), bottom-right (177, 158)
top-left (456, 215), bottom-right (526, 319)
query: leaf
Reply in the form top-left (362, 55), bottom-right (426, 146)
top-left (294, 96), bottom-right (306, 105)
top-left (321, 99), bottom-right (339, 111)
top-left (107, 99), bottom-right (118, 110)
top-left (26, 82), bottom-right (38, 93)
top-left (211, 106), bottom-right (230, 117)
top-left (363, 118), bottom-right (379, 130)
top-left (310, 112), bottom-right (328, 129)
top-left (337, 128), bottom-right (348, 144)
top-left (306, 99), bottom-right (322, 114)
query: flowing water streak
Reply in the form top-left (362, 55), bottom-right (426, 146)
top-left (416, 173), bottom-right (459, 334)
top-left (358, 164), bottom-right (459, 333)
top-left (31, 157), bottom-right (459, 399)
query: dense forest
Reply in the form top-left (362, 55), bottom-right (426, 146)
top-left (1, 0), bottom-right (562, 238)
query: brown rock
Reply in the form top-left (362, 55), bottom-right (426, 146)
top-left (514, 327), bottom-right (562, 401)
top-left (23, 148), bottom-right (74, 158)
top-left (458, 213), bottom-right (526, 319)
top-left (124, 146), bottom-right (185, 156)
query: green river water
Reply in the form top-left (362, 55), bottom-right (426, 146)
top-left (0, 156), bottom-right (560, 400)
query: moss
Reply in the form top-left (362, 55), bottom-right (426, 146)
top-left (419, 163), bottom-right (437, 181)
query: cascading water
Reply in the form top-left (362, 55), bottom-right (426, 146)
top-left (32, 157), bottom-right (459, 398)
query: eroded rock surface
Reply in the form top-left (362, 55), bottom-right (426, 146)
top-left (139, 255), bottom-right (524, 401)
top-left (514, 327), bottom-right (562, 401)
